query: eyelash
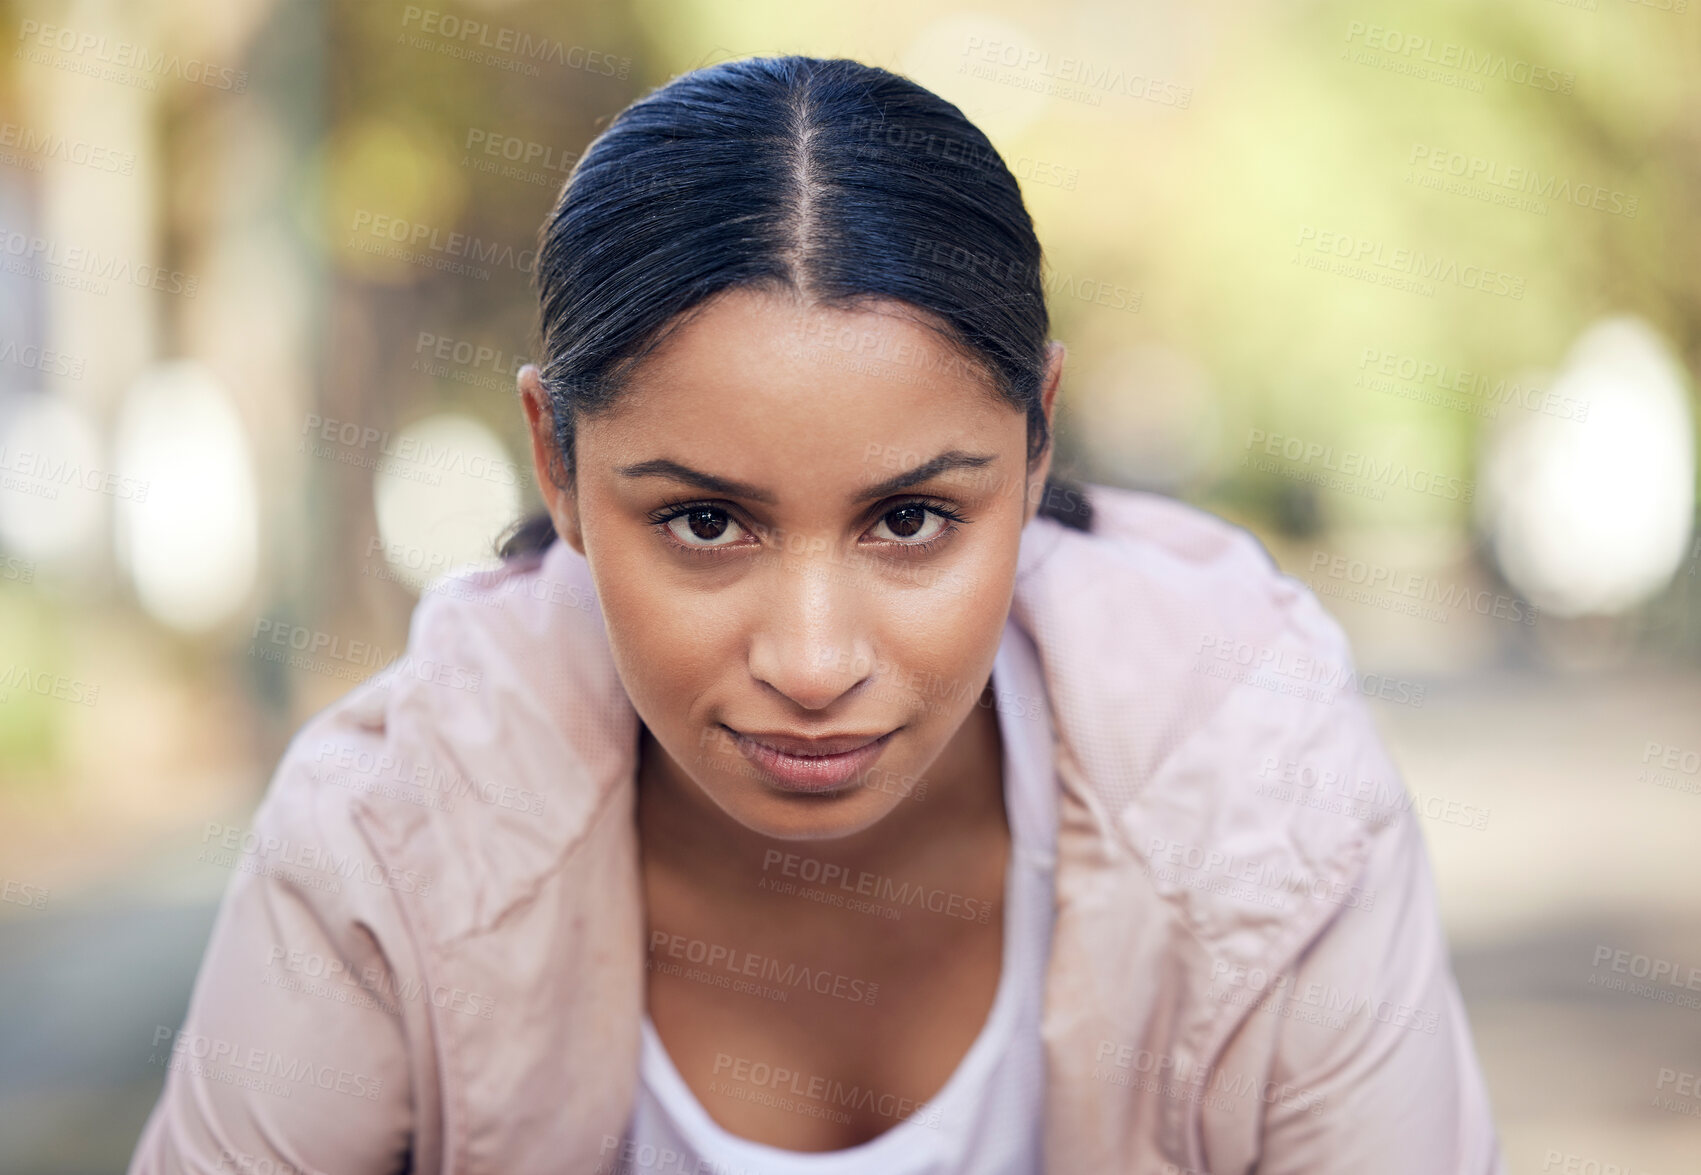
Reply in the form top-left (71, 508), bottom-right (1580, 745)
top-left (647, 497), bottom-right (970, 558)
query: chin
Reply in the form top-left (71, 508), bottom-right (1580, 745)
top-left (721, 790), bottom-right (901, 842)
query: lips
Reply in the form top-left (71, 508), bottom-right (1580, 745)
top-left (723, 725), bottom-right (897, 793)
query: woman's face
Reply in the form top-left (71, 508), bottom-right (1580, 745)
top-left (519, 286), bottom-right (1058, 841)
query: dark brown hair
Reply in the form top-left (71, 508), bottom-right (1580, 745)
top-left (501, 54), bottom-right (1091, 558)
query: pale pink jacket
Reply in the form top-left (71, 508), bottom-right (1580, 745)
top-left (130, 485), bottom-right (1505, 1174)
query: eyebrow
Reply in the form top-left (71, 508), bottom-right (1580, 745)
top-left (857, 449), bottom-right (998, 502)
top-left (615, 449), bottom-right (998, 505)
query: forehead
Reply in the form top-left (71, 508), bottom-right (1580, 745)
top-left (580, 287), bottom-right (1023, 483)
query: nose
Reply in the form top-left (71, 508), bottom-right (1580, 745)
top-left (746, 553), bottom-right (876, 711)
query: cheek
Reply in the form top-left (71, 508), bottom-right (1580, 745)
top-left (869, 559), bottom-right (1016, 712)
top-left (915, 594), bottom-right (999, 694)
top-left (583, 527), bottom-right (726, 723)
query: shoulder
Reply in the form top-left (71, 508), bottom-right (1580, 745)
top-left (1081, 481), bottom-right (1277, 565)
top-left (1014, 485), bottom-right (1404, 928)
top-left (1059, 482), bottom-right (1327, 642)
top-left (248, 671), bottom-right (402, 904)
top-left (1021, 484), bottom-right (1351, 697)
top-left (1015, 483), bottom-right (1370, 795)
top-left (257, 542), bottom-right (637, 944)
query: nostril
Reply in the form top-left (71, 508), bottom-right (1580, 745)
top-left (746, 637), bottom-right (878, 713)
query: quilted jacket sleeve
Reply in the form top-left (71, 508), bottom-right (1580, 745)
top-left (1250, 725), bottom-right (1505, 1174)
top-left (127, 708), bottom-right (427, 1175)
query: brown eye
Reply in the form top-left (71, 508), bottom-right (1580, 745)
top-left (665, 507), bottom-right (745, 548)
top-left (686, 509), bottom-right (726, 540)
top-left (870, 504), bottom-right (948, 545)
top-left (885, 505), bottom-right (926, 538)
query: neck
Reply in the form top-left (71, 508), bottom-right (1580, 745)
top-left (635, 683), bottom-right (1009, 894)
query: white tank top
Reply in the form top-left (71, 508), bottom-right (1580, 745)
top-left (613, 617), bottom-right (1058, 1175)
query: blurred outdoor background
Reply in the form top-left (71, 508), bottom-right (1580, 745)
top-left (1, 0), bottom-right (1698, 1170)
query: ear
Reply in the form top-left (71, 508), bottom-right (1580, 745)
top-left (517, 364), bottom-right (585, 556)
top-left (1022, 341), bottom-right (1065, 527)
